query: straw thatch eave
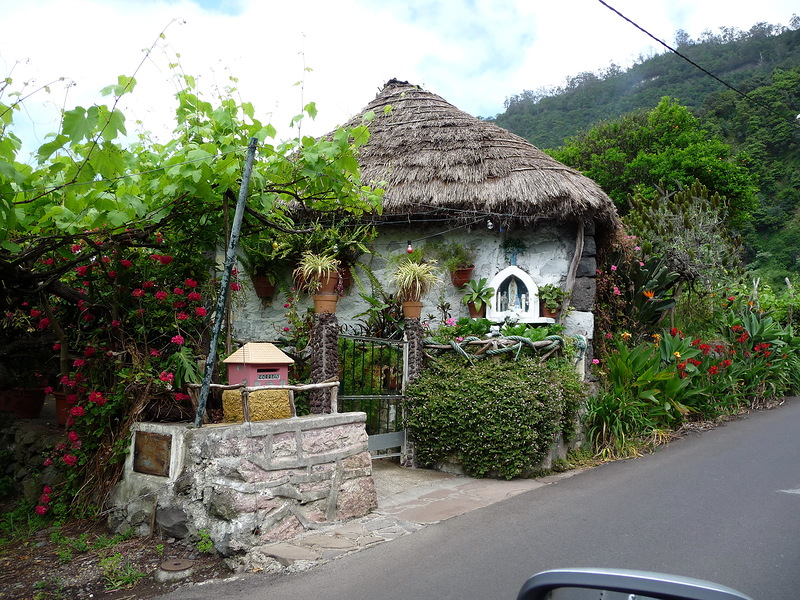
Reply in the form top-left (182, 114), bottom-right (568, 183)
top-left (340, 79), bottom-right (619, 231)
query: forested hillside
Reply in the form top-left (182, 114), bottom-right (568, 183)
top-left (490, 20), bottom-right (800, 284)
top-left (490, 20), bottom-right (800, 149)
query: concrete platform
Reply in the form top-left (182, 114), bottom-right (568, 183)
top-left (247, 459), bottom-right (584, 571)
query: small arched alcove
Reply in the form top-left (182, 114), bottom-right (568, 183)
top-left (486, 266), bottom-right (552, 324)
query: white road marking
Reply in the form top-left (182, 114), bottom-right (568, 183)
top-left (778, 488), bottom-right (800, 495)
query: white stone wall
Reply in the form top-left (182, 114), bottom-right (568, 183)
top-left (108, 413), bottom-right (376, 557)
top-left (231, 223), bottom-right (594, 339)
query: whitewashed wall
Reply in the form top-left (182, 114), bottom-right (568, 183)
top-left (231, 222), bottom-right (596, 342)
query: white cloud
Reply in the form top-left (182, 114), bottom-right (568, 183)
top-left (2, 0), bottom-right (797, 153)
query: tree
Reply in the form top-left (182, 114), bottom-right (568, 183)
top-left (550, 97), bottom-right (759, 230)
top-left (0, 55), bottom-right (384, 511)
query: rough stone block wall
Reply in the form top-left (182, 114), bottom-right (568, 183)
top-left (108, 413), bottom-right (376, 558)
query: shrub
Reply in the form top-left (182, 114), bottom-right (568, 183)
top-left (405, 355), bottom-right (584, 479)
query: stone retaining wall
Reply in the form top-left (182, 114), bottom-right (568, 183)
top-left (108, 412), bottom-right (376, 557)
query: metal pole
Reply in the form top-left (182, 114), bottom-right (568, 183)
top-left (194, 137), bottom-right (259, 427)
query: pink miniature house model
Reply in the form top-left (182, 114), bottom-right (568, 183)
top-left (223, 342), bottom-right (294, 388)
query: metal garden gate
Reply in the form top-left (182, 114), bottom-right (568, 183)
top-left (338, 335), bottom-right (407, 458)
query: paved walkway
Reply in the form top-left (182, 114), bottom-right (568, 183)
top-left (248, 459), bottom-right (584, 571)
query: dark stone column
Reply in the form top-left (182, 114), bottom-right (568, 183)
top-left (309, 312), bottom-right (339, 413)
top-left (404, 318), bottom-right (425, 384)
top-left (403, 318), bottom-right (425, 467)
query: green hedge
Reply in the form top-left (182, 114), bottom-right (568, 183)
top-left (405, 356), bottom-right (584, 479)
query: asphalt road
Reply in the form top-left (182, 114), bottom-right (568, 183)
top-left (159, 398), bottom-right (800, 600)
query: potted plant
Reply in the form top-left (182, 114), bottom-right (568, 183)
top-left (461, 278), bottom-right (495, 318)
top-left (538, 283), bottom-right (569, 318)
top-left (0, 366), bottom-right (48, 419)
top-left (285, 221), bottom-right (377, 292)
top-left (294, 252), bottom-right (341, 313)
top-left (391, 258), bottom-right (441, 319)
top-left (240, 236), bottom-right (290, 299)
top-left (425, 241), bottom-right (476, 287)
top-left (500, 238), bottom-right (527, 265)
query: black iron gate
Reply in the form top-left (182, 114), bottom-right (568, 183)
top-left (338, 335), bottom-right (406, 457)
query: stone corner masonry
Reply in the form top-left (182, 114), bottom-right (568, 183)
top-left (108, 412), bottom-right (377, 557)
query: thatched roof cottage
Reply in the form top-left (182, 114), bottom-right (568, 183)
top-left (234, 79), bottom-right (618, 363)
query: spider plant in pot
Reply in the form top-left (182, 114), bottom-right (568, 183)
top-left (391, 258), bottom-right (441, 319)
top-left (294, 252), bottom-right (342, 307)
top-left (461, 277), bottom-right (495, 318)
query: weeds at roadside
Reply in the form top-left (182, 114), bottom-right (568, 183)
top-left (196, 529), bottom-right (214, 554)
top-left (99, 552), bottom-right (147, 590)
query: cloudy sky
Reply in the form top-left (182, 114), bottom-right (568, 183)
top-left (2, 0), bottom-right (797, 151)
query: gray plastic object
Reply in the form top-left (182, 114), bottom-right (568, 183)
top-left (517, 568), bottom-right (753, 600)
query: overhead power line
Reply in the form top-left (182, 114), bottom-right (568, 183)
top-left (597, 0), bottom-right (800, 129)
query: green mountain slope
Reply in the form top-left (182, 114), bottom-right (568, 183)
top-left (490, 22), bottom-right (800, 150)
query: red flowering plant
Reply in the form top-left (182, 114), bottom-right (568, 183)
top-left (595, 226), bottom-right (680, 355)
top-left (30, 230), bottom-right (217, 518)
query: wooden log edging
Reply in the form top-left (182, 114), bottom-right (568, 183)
top-left (187, 381), bottom-right (340, 423)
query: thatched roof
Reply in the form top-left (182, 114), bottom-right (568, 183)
top-left (344, 79), bottom-right (618, 228)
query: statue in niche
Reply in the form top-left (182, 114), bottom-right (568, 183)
top-left (499, 276), bottom-right (528, 312)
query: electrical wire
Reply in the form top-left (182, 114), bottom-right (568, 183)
top-left (597, 0), bottom-right (800, 129)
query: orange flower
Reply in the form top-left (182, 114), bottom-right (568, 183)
top-left (643, 290), bottom-right (655, 298)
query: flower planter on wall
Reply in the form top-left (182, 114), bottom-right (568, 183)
top-left (318, 271), bottom-right (340, 294)
top-left (251, 275), bottom-right (276, 299)
top-left (450, 266), bottom-right (474, 288)
top-left (541, 304), bottom-right (559, 319)
top-left (467, 301), bottom-right (487, 319)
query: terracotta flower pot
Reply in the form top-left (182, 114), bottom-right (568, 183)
top-left (313, 293), bottom-right (338, 314)
top-left (402, 301), bottom-right (423, 319)
top-left (251, 275), bottom-right (276, 299)
top-left (467, 301), bottom-right (486, 319)
top-left (339, 266), bottom-right (353, 290)
top-left (541, 303), bottom-right (559, 319)
top-left (54, 392), bottom-right (70, 426)
top-left (318, 271), bottom-right (341, 294)
top-left (450, 266), bottom-right (474, 288)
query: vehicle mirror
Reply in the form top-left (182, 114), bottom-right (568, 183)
top-left (517, 568), bottom-right (753, 600)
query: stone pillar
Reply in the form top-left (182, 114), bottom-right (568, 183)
top-left (309, 312), bottom-right (339, 413)
top-left (403, 318), bottom-right (425, 466)
top-left (404, 318), bottom-right (425, 384)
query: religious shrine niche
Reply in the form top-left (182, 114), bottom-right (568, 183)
top-left (486, 266), bottom-right (551, 323)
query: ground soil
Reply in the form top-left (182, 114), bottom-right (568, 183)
top-left (0, 517), bottom-right (234, 600)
